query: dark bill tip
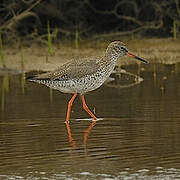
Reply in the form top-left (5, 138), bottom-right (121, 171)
top-left (127, 52), bottom-right (149, 64)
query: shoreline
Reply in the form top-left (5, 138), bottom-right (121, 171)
top-left (0, 38), bottom-right (180, 74)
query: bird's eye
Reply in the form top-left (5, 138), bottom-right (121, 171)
top-left (120, 46), bottom-right (127, 52)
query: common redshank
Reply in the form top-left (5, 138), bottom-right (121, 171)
top-left (27, 41), bottom-right (148, 122)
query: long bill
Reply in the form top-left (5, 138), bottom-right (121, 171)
top-left (126, 51), bottom-right (148, 64)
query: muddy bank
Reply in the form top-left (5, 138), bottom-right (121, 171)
top-left (0, 38), bottom-right (180, 73)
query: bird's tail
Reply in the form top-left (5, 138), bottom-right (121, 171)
top-left (26, 75), bottom-right (37, 81)
top-left (26, 75), bottom-right (50, 81)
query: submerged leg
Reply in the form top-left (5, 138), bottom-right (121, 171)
top-left (66, 93), bottom-right (78, 122)
top-left (80, 95), bottom-right (97, 120)
top-left (84, 121), bottom-right (96, 145)
top-left (65, 121), bottom-right (76, 148)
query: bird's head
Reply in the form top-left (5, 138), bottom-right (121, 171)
top-left (106, 41), bottom-right (148, 64)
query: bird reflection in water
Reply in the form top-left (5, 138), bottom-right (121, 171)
top-left (65, 120), bottom-right (96, 148)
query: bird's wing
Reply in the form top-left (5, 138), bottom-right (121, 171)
top-left (33, 57), bottom-right (101, 81)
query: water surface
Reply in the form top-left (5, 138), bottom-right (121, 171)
top-left (1, 63), bottom-right (180, 179)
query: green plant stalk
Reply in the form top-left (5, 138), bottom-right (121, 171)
top-left (175, 63), bottom-right (178, 74)
top-left (173, 20), bottom-right (177, 40)
top-left (153, 64), bottom-right (157, 86)
top-left (0, 30), bottom-right (6, 68)
top-left (96, 39), bottom-right (100, 48)
top-left (75, 29), bottom-right (79, 49)
top-left (1, 74), bottom-right (9, 112)
top-left (1, 88), bottom-right (5, 112)
top-left (20, 48), bottom-right (24, 70)
top-left (21, 72), bottom-right (25, 94)
top-left (4, 74), bottom-right (9, 92)
top-left (116, 65), bottom-right (122, 79)
top-left (47, 21), bottom-right (54, 55)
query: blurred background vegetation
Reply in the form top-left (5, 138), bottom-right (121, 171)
top-left (0, 0), bottom-right (180, 46)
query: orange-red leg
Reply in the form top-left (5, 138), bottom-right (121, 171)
top-left (65, 121), bottom-right (76, 148)
top-left (83, 121), bottom-right (96, 145)
top-left (66, 93), bottom-right (78, 122)
top-left (81, 95), bottom-right (97, 120)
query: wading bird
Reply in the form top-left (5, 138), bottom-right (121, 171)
top-left (27, 41), bottom-right (148, 122)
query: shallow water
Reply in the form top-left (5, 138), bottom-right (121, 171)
top-left (1, 63), bottom-right (180, 179)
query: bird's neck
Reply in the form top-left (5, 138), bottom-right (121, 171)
top-left (103, 52), bottom-right (119, 66)
top-left (105, 48), bottom-right (120, 62)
